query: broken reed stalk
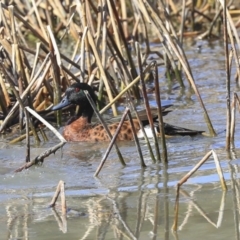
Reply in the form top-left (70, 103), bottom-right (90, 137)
top-left (222, 0), bottom-right (231, 151)
top-left (152, 61), bottom-right (168, 162)
top-left (94, 108), bottom-right (129, 177)
top-left (84, 90), bottom-right (126, 166)
top-left (176, 150), bottom-right (226, 189)
top-left (172, 150), bottom-right (227, 231)
top-left (136, 42), bottom-right (160, 162)
top-left (15, 107), bottom-right (66, 172)
top-left (49, 180), bottom-right (67, 216)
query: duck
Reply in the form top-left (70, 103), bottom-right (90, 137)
top-left (51, 82), bottom-right (203, 142)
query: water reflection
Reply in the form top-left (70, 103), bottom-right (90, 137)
top-left (1, 147), bottom-right (240, 240)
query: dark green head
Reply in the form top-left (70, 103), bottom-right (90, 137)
top-left (52, 82), bottom-right (97, 122)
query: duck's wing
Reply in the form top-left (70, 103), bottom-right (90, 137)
top-left (137, 105), bottom-right (172, 125)
top-left (101, 105), bottom-right (172, 125)
top-left (162, 122), bottom-right (204, 136)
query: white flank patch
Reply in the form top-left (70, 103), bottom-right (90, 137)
top-left (137, 126), bottom-right (158, 138)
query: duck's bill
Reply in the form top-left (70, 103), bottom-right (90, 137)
top-left (52, 95), bottom-right (71, 111)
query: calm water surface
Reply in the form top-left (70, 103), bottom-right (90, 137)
top-left (1, 40), bottom-right (240, 240)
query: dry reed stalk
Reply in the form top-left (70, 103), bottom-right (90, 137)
top-left (0, 79), bottom-right (8, 116)
top-left (222, 0), bottom-right (231, 150)
top-left (136, 42), bottom-right (160, 162)
top-left (227, 25), bottom-right (240, 83)
top-left (120, 0), bottom-right (128, 39)
top-left (218, 0), bottom-right (240, 52)
top-left (9, 130), bottom-right (39, 144)
top-left (152, 61), bottom-right (167, 162)
top-left (0, 3), bottom-right (12, 40)
top-left (77, 0), bottom-right (92, 78)
top-left (94, 108), bottom-right (130, 177)
top-left (173, 150), bottom-right (227, 230)
top-left (100, 3), bottom-right (107, 63)
top-left (84, 90), bottom-right (125, 166)
top-left (230, 94), bottom-right (236, 147)
top-left (0, 74), bottom-right (11, 107)
top-left (198, 5), bottom-right (222, 39)
top-left (49, 0), bottom-right (78, 40)
top-left (107, 0), bottom-right (122, 55)
top-left (135, 15), bottom-right (148, 56)
top-left (127, 110), bottom-right (146, 168)
top-left (25, 109), bottom-right (30, 162)
top-left (95, 0), bottom-right (104, 45)
top-left (97, 0), bottom-right (108, 102)
top-left (31, 57), bottom-right (52, 104)
top-left (49, 180), bottom-right (67, 216)
top-left (179, 0), bottom-right (186, 45)
top-left (39, 126), bottom-right (48, 141)
top-left (80, 27), bottom-right (88, 82)
top-left (30, 43), bottom-right (41, 80)
top-left (47, 26), bottom-right (62, 126)
top-left (31, 0), bottom-right (48, 40)
top-left (67, 38), bottom-right (80, 70)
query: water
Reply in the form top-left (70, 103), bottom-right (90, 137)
top-left (1, 40), bottom-right (240, 239)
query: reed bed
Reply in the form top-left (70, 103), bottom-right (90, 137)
top-left (1, 0), bottom-right (236, 136)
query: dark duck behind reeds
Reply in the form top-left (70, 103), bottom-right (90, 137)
top-left (52, 83), bottom-right (203, 142)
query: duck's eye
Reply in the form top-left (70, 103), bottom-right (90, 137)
top-left (75, 88), bottom-right (80, 92)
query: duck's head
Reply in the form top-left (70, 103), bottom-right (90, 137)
top-left (52, 82), bottom-right (97, 122)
